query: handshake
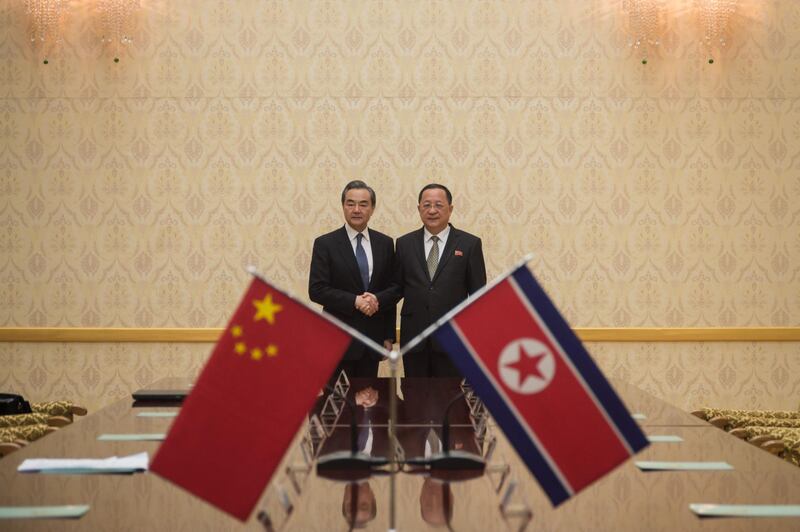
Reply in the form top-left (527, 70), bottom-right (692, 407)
top-left (354, 292), bottom-right (379, 316)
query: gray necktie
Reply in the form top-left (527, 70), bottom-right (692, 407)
top-left (427, 236), bottom-right (439, 279)
top-left (355, 233), bottom-right (370, 290)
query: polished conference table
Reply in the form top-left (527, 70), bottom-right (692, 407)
top-left (1, 377), bottom-right (799, 531)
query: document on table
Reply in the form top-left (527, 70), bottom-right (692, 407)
top-left (647, 435), bottom-right (684, 443)
top-left (17, 452), bottom-right (149, 474)
top-left (690, 504), bottom-right (800, 517)
top-left (97, 434), bottom-right (165, 441)
top-left (0, 505), bottom-right (90, 519)
top-left (635, 461), bottom-right (733, 471)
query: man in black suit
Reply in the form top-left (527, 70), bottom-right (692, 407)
top-left (309, 180), bottom-right (396, 379)
top-left (394, 184), bottom-right (486, 377)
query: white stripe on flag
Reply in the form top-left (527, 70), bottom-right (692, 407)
top-left (508, 276), bottom-right (635, 456)
top-left (450, 320), bottom-right (575, 497)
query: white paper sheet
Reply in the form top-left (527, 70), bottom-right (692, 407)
top-left (17, 452), bottom-right (149, 474)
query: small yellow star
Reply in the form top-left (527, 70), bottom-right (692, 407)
top-left (234, 342), bottom-right (246, 355)
top-left (250, 347), bottom-right (263, 361)
top-left (266, 344), bottom-right (278, 357)
top-left (231, 325), bottom-right (243, 338)
top-left (253, 293), bottom-right (282, 325)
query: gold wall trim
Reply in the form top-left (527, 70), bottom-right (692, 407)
top-left (0, 327), bottom-right (799, 343)
top-left (576, 327), bottom-right (800, 342)
top-left (0, 328), bottom-right (224, 343)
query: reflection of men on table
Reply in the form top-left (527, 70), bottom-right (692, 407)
top-left (309, 180), bottom-right (397, 379)
top-left (325, 382), bottom-right (385, 530)
top-left (393, 184), bottom-right (486, 377)
top-left (320, 380), bottom-right (389, 457)
top-left (342, 481), bottom-right (376, 529)
top-left (398, 379), bottom-right (464, 529)
top-left (397, 378), bottom-right (478, 459)
top-left (420, 478), bottom-right (453, 528)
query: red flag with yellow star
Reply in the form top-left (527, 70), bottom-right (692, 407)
top-left (151, 275), bottom-right (353, 520)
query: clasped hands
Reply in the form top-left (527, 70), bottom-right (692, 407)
top-left (354, 292), bottom-right (379, 316)
top-left (354, 386), bottom-right (379, 408)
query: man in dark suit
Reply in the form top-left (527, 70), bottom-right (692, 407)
top-left (394, 184), bottom-right (486, 377)
top-left (397, 378), bottom-right (479, 458)
top-left (309, 180), bottom-right (396, 379)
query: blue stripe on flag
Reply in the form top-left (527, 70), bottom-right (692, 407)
top-left (511, 267), bottom-right (649, 453)
top-left (434, 321), bottom-right (572, 506)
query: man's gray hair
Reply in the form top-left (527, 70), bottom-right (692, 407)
top-left (341, 180), bottom-right (376, 206)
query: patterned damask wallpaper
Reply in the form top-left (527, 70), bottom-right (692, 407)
top-left (0, 1), bottom-right (799, 412)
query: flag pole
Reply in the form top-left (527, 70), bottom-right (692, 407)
top-left (398, 253), bottom-right (535, 357)
top-left (387, 348), bottom-right (399, 532)
top-left (246, 266), bottom-right (391, 360)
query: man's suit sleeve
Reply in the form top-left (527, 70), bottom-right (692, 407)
top-left (467, 237), bottom-right (487, 294)
top-left (384, 300), bottom-right (397, 344)
top-left (308, 237), bottom-right (356, 316)
top-left (383, 239), bottom-right (398, 343)
top-left (375, 238), bottom-right (403, 316)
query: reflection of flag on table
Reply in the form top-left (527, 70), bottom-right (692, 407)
top-left (151, 275), bottom-right (352, 521)
top-left (431, 263), bottom-right (649, 506)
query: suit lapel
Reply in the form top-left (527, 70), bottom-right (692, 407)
top-left (335, 227), bottom-right (364, 290)
top-left (432, 225), bottom-right (459, 283)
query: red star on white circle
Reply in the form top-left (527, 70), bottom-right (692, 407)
top-left (497, 338), bottom-right (555, 394)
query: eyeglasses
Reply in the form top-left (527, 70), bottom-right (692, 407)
top-left (420, 202), bottom-right (448, 211)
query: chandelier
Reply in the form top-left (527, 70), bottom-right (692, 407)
top-left (97, 0), bottom-right (141, 63)
top-left (25, 0), bottom-right (68, 64)
top-left (695, 0), bottom-right (738, 64)
top-left (621, 0), bottom-right (665, 65)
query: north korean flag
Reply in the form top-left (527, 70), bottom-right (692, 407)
top-left (431, 264), bottom-right (649, 506)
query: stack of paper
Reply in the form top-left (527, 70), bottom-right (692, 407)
top-left (0, 505), bottom-right (90, 520)
top-left (690, 504), bottom-right (800, 518)
top-left (97, 434), bottom-right (165, 441)
top-left (17, 452), bottom-right (149, 474)
top-left (635, 461), bottom-right (733, 471)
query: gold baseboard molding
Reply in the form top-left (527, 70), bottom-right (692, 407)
top-left (0, 327), bottom-right (798, 343)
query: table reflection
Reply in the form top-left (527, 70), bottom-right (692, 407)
top-left (314, 377), bottom-right (486, 529)
top-left (342, 481), bottom-right (377, 529)
top-left (315, 378), bottom-right (480, 458)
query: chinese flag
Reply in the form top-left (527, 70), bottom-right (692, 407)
top-left (151, 276), bottom-right (352, 520)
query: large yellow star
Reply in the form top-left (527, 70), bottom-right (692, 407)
top-left (253, 292), bottom-right (282, 324)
